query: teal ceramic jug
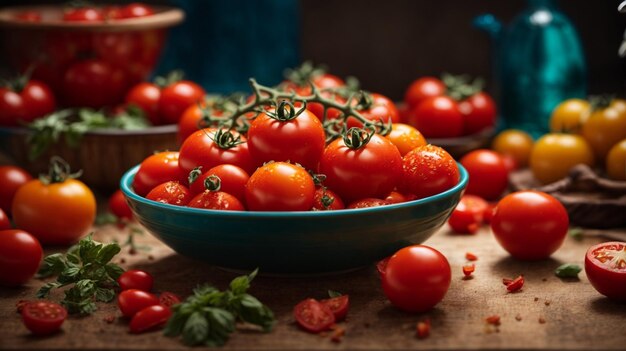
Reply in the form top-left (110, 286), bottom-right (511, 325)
top-left (474, 0), bottom-right (586, 137)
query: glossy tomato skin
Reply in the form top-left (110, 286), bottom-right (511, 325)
top-left (293, 298), bottom-right (335, 333)
top-left (318, 134), bottom-right (403, 204)
top-left (585, 242), bottom-right (626, 301)
top-left (125, 82), bottom-right (161, 125)
top-left (189, 164), bottom-right (249, 204)
top-left (404, 77), bottom-right (446, 109)
top-left (12, 179), bottom-right (96, 245)
top-left (63, 7), bottom-right (104, 21)
top-left (118, 289), bottom-right (160, 318)
top-left (146, 181), bottom-right (192, 206)
top-left (491, 191), bottom-right (569, 260)
top-left (159, 81), bottom-right (205, 124)
top-left (606, 139), bottom-right (626, 180)
top-left (408, 96), bottom-right (463, 138)
top-left (447, 194), bottom-right (489, 234)
top-left (549, 98), bottom-right (590, 134)
top-left (159, 292), bottom-right (181, 307)
top-left (385, 123), bottom-right (427, 156)
top-left (347, 93), bottom-right (400, 129)
top-left (118, 270), bottom-right (154, 292)
top-left (581, 105), bottom-right (626, 160)
top-left (247, 108), bottom-right (326, 171)
top-left (311, 187), bottom-right (345, 211)
top-left (0, 229), bottom-right (43, 286)
top-left (381, 245), bottom-right (451, 313)
top-left (130, 304), bottom-right (172, 333)
top-left (458, 92), bottom-right (497, 135)
top-left (491, 129), bottom-right (534, 168)
top-left (0, 165), bottom-right (32, 214)
top-left (460, 149), bottom-right (509, 201)
top-left (178, 128), bottom-right (255, 176)
top-left (188, 190), bottom-right (245, 211)
top-left (177, 103), bottom-right (206, 144)
top-left (245, 162), bottom-right (315, 211)
top-left (0, 80), bottom-right (56, 126)
top-left (22, 301), bottom-right (67, 335)
top-left (0, 209), bottom-right (9, 230)
top-left (120, 3), bottom-right (155, 18)
top-left (62, 59), bottom-right (127, 108)
top-left (320, 295), bottom-right (349, 322)
top-left (399, 144), bottom-right (460, 199)
top-left (109, 189), bottom-right (133, 220)
top-left (347, 198), bottom-right (389, 209)
top-left (529, 133), bottom-right (594, 184)
top-left (132, 151), bottom-right (187, 197)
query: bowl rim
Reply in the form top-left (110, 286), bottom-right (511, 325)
top-left (0, 5), bottom-right (184, 32)
top-left (120, 163), bottom-right (468, 218)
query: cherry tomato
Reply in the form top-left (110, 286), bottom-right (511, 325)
top-left (312, 187), bottom-right (345, 211)
top-left (347, 93), bottom-right (400, 129)
top-left (146, 181), bottom-right (192, 206)
top-left (319, 132), bottom-right (403, 204)
top-left (458, 92), bottom-right (497, 135)
top-left (585, 242), bottom-right (626, 301)
top-left (381, 245), bottom-right (451, 312)
top-left (408, 96), bottom-right (463, 138)
top-left (385, 123), bottom-right (427, 156)
top-left (125, 82), bottom-right (161, 125)
top-left (132, 151), bottom-right (187, 197)
top-left (178, 128), bottom-right (255, 176)
top-left (606, 139), bottom-right (626, 180)
top-left (347, 198), bottom-right (389, 209)
top-left (129, 304), bottom-right (172, 334)
top-left (549, 98), bottom-right (590, 133)
top-left (62, 59), bottom-right (127, 108)
top-left (582, 103), bottom-right (626, 161)
top-left (109, 189), bottom-right (133, 220)
top-left (320, 295), bottom-right (349, 322)
top-left (158, 81), bottom-right (205, 124)
top-left (491, 129), bottom-right (534, 168)
top-left (118, 270), bottom-right (154, 292)
top-left (404, 77), bottom-right (446, 109)
top-left (460, 149), bottom-right (509, 201)
top-left (63, 7), bottom-right (104, 22)
top-left (0, 165), bottom-right (32, 214)
top-left (0, 229), bottom-right (42, 286)
top-left (120, 3), bottom-right (155, 18)
top-left (293, 298), bottom-right (335, 333)
top-left (482, 202), bottom-right (496, 224)
top-left (384, 191), bottom-right (409, 204)
top-left (102, 5), bottom-right (123, 20)
top-left (12, 174), bottom-right (96, 246)
top-left (188, 188), bottom-right (245, 211)
top-left (22, 301), bottom-right (67, 335)
top-left (245, 162), bottom-right (315, 211)
top-left (159, 292), bottom-right (181, 307)
top-left (447, 194), bottom-right (489, 234)
top-left (0, 209), bottom-right (9, 230)
top-left (118, 289), bottom-right (160, 318)
top-left (15, 11), bottom-right (42, 22)
top-left (529, 133), bottom-right (594, 184)
top-left (189, 164), bottom-right (249, 204)
top-left (491, 191), bottom-right (569, 260)
top-left (0, 80), bottom-right (56, 126)
top-left (247, 104), bottom-right (326, 171)
top-left (305, 92), bottom-right (345, 122)
top-left (177, 103), bottom-right (207, 144)
top-left (399, 144), bottom-right (460, 199)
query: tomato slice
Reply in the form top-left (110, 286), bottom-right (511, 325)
top-left (22, 301), bottom-right (67, 335)
top-left (293, 298), bottom-right (335, 333)
top-left (585, 241), bottom-right (626, 301)
top-left (506, 275), bottom-right (524, 293)
top-left (129, 305), bottom-right (172, 334)
top-left (320, 295), bottom-right (349, 322)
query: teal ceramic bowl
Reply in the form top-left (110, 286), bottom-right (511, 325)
top-left (120, 165), bottom-right (468, 274)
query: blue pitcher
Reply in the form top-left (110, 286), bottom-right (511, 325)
top-left (474, 0), bottom-right (586, 137)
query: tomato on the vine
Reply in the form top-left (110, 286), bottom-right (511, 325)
top-left (62, 59), bottom-right (127, 108)
top-left (132, 151), bottom-right (187, 197)
top-left (158, 80), bottom-right (205, 124)
top-left (22, 301), bottom-right (67, 335)
top-left (245, 162), bottom-right (315, 211)
top-left (403, 77), bottom-right (446, 109)
top-left (385, 123), bottom-right (427, 156)
top-left (399, 144), bottom-right (460, 199)
top-left (529, 133), bottom-right (594, 184)
top-left (0, 229), bottom-right (42, 286)
top-left (312, 187), bottom-right (345, 211)
top-left (188, 175), bottom-right (245, 211)
top-left (408, 96), bottom-right (463, 138)
top-left (118, 269), bottom-right (154, 292)
top-left (0, 165), bottom-right (32, 214)
top-left (460, 149), bottom-right (509, 201)
top-left (0, 79), bottom-right (56, 126)
top-left (585, 242), bottom-right (626, 301)
top-left (347, 93), bottom-right (400, 129)
top-left (447, 194), bottom-right (489, 234)
top-left (146, 181), bottom-right (192, 206)
top-left (188, 164), bottom-right (249, 204)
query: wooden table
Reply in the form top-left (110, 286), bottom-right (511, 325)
top-left (1, 221), bottom-right (625, 350)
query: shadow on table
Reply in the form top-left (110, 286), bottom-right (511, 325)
top-left (589, 297), bottom-right (626, 316)
top-left (492, 256), bottom-right (563, 279)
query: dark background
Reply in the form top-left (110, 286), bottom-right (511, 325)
top-left (1, 0), bottom-right (625, 100)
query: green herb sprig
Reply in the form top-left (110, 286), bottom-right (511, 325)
top-left (37, 235), bottom-right (125, 315)
top-left (554, 263), bottom-right (582, 278)
top-left (164, 269), bottom-right (274, 347)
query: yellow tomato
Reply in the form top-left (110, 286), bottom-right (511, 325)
top-left (386, 123), bottom-right (427, 156)
top-left (606, 139), bottom-right (626, 180)
top-left (491, 129), bottom-right (534, 168)
top-left (549, 98), bottom-right (590, 133)
top-left (581, 104), bottom-right (626, 161)
top-left (530, 133), bottom-right (595, 184)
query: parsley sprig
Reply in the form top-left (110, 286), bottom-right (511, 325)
top-left (36, 235), bottom-right (125, 315)
top-left (164, 269), bottom-right (275, 347)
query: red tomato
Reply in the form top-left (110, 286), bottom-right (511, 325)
top-left (0, 80), bottom-right (56, 126)
top-left (189, 164), bottom-right (249, 204)
top-left (62, 59), bottom-right (127, 108)
top-left (318, 133), bottom-right (403, 204)
top-left (460, 149), bottom-right (509, 201)
top-left (347, 198), bottom-right (389, 209)
top-left (381, 245), bottom-right (451, 312)
top-left (0, 229), bottom-right (42, 286)
top-left (118, 289), bottom-right (160, 318)
top-left (159, 292), bottom-right (181, 307)
top-left (120, 3), bottom-right (155, 18)
top-left (15, 11), bottom-right (42, 22)
top-left (293, 298), bottom-right (335, 333)
top-left (109, 189), bottom-right (133, 220)
top-left (320, 295), bottom-right (349, 322)
top-left (158, 81), bottom-right (205, 124)
top-left (130, 304), bottom-right (172, 334)
top-left (187, 188), bottom-right (245, 211)
top-left (125, 82), bottom-right (161, 125)
top-left (63, 7), bottom-right (104, 22)
top-left (447, 194), bottom-right (489, 234)
top-left (22, 301), bottom-right (67, 335)
top-left (312, 187), bottom-right (345, 211)
top-left (347, 93), bottom-right (400, 129)
top-left (384, 191), bottom-right (408, 204)
top-left (177, 103), bottom-right (207, 144)
top-left (245, 162), bottom-right (315, 211)
top-left (585, 242), bottom-right (626, 301)
top-left (102, 6), bottom-right (123, 20)
top-left (0, 209), bottom-right (9, 230)
top-left (408, 96), bottom-right (463, 138)
top-left (118, 269), bottom-right (154, 292)
top-left (247, 105), bottom-right (326, 171)
top-left (146, 181), bottom-right (192, 206)
top-left (132, 151), bottom-right (187, 197)
top-left (376, 257), bottom-right (390, 278)
top-left (178, 128), bottom-right (255, 176)
top-left (404, 77), bottom-right (446, 109)
top-left (305, 92), bottom-right (345, 122)
top-left (399, 144), bottom-right (460, 199)
top-left (458, 92), bottom-right (497, 135)
top-left (491, 191), bottom-right (569, 260)
top-left (482, 202), bottom-right (496, 224)
top-left (0, 165), bottom-right (32, 214)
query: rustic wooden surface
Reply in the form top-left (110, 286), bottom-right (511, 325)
top-left (1, 220), bottom-right (625, 351)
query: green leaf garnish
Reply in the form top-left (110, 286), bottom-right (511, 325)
top-left (555, 263), bottom-right (582, 278)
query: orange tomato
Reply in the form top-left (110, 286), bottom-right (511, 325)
top-left (385, 123), bottom-right (427, 156)
top-left (606, 139), bottom-right (626, 180)
top-left (491, 129), bottom-right (534, 168)
top-left (549, 99), bottom-right (590, 133)
top-left (529, 133), bottom-right (594, 184)
top-left (581, 103), bottom-right (626, 161)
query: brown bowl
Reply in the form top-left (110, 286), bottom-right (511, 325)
top-left (0, 125), bottom-right (178, 190)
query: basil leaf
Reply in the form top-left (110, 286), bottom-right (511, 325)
top-left (182, 312), bottom-right (209, 346)
top-left (328, 290), bottom-right (342, 298)
top-left (555, 263), bottom-right (582, 278)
